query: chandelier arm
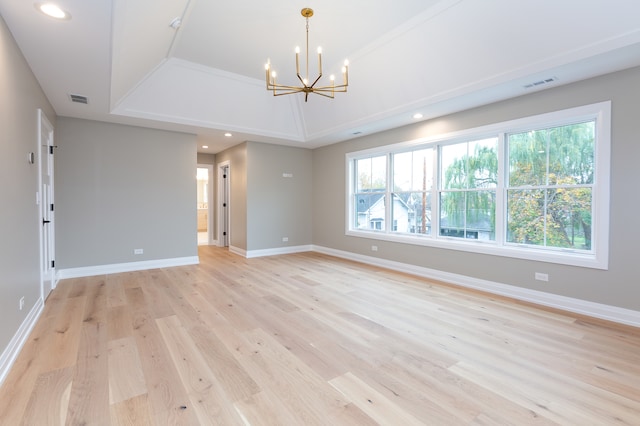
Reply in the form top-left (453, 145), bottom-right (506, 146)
top-left (313, 84), bottom-right (347, 92)
top-left (296, 73), bottom-right (308, 87)
top-left (269, 84), bottom-right (306, 93)
top-left (308, 73), bottom-right (323, 89)
top-left (268, 80), bottom-right (309, 90)
top-left (310, 90), bottom-right (335, 99)
top-left (273, 90), bottom-right (306, 96)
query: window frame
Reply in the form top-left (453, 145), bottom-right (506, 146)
top-left (345, 101), bottom-right (611, 269)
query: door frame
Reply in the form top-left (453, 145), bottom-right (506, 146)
top-left (197, 164), bottom-right (214, 245)
top-left (38, 109), bottom-right (56, 300)
top-left (217, 161), bottom-right (230, 247)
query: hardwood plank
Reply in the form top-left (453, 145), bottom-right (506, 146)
top-left (0, 300), bottom-right (67, 424)
top-left (233, 390), bottom-right (306, 426)
top-left (105, 273), bottom-right (128, 308)
top-left (125, 287), bottom-right (201, 425)
top-left (155, 315), bottom-right (244, 425)
top-left (108, 337), bottom-right (147, 404)
top-left (238, 327), bottom-right (354, 425)
top-left (20, 366), bottom-right (72, 426)
top-left (107, 304), bottom-right (133, 341)
top-left (39, 296), bottom-right (86, 373)
top-left (329, 372), bottom-right (425, 426)
top-left (188, 324), bottom-right (262, 402)
top-left (110, 394), bottom-right (153, 426)
top-left (65, 313), bottom-right (110, 425)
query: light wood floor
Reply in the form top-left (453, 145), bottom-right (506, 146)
top-left (1, 247), bottom-right (639, 425)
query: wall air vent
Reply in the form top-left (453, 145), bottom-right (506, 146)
top-left (69, 94), bottom-right (88, 104)
top-left (523, 77), bottom-right (558, 89)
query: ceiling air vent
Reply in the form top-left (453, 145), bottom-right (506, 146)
top-left (69, 94), bottom-right (88, 104)
top-left (523, 77), bottom-right (558, 89)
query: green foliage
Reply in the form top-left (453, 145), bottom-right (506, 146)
top-left (507, 122), bottom-right (594, 249)
top-left (441, 140), bottom-right (498, 237)
top-left (440, 122), bottom-right (594, 249)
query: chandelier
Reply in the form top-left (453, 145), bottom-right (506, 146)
top-left (265, 8), bottom-right (349, 102)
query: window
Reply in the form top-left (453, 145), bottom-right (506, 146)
top-left (392, 148), bottom-right (433, 235)
top-left (346, 102), bottom-right (610, 269)
top-left (506, 122), bottom-right (594, 250)
top-left (353, 155), bottom-right (386, 231)
top-left (440, 138), bottom-right (497, 241)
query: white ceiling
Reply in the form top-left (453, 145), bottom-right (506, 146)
top-left (2, 0), bottom-right (640, 154)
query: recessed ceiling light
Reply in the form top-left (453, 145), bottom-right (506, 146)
top-left (413, 113), bottom-right (423, 119)
top-left (202, 145), bottom-right (209, 149)
top-left (35, 3), bottom-right (71, 20)
top-left (224, 133), bottom-right (232, 137)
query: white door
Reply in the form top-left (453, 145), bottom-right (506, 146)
top-left (39, 110), bottom-right (55, 299)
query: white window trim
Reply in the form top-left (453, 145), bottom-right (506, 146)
top-left (346, 101), bottom-right (611, 270)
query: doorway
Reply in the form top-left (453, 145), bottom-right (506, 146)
top-left (217, 161), bottom-right (230, 247)
top-left (38, 109), bottom-right (55, 299)
top-left (197, 164), bottom-right (213, 245)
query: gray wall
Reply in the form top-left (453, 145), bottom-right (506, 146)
top-left (55, 117), bottom-right (197, 268)
top-left (247, 142), bottom-right (313, 251)
top-left (214, 142), bottom-right (313, 252)
top-left (216, 143), bottom-right (248, 250)
top-left (197, 153), bottom-right (216, 164)
top-left (0, 16), bottom-right (55, 356)
top-left (313, 66), bottom-right (640, 311)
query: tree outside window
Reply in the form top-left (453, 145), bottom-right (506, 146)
top-left (440, 138), bottom-right (498, 241)
top-left (506, 121), bottom-right (594, 250)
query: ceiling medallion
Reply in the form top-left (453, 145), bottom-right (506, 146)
top-left (265, 8), bottom-right (349, 102)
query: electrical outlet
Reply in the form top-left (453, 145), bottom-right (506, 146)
top-left (282, 237), bottom-right (289, 242)
top-left (19, 297), bottom-right (25, 311)
top-left (134, 248), bottom-right (143, 255)
top-left (535, 272), bottom-right (549, 282)
top-left (371, 245), bottom-right (378, 252)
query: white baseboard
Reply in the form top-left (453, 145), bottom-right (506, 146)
top-left (245, 245), bottom-right (313, 259)
top-left (312, 245), bottom-right (640, 328)
top-left (229, 245), bottom-right (246, 257)
top-left (0, 297), bottom-right (44, 387)
top-left (56, 256), bottom-right (200, 279)
top-left (230, 245), bottom-right (313, 258)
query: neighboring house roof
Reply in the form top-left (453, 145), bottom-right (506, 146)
top-left (356, 193), bottom-right (413, 215)
top-left (356, 193), bottom-right (384, 214)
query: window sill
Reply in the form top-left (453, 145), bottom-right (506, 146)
top-left (345, 229), bottom-right (607, 270)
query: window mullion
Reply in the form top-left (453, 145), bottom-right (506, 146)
top-left (386, 153), bottom-right (392, 233)
top-left (433, 144), bottom-right (441, 239)
top-left (495, 132), bottom-right (506, 246)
